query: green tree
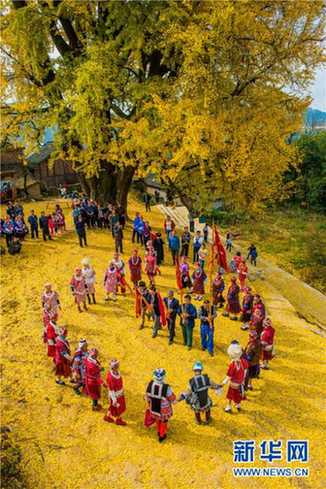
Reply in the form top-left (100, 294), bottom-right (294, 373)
top-left (296, 132), bottom-right (326, 210)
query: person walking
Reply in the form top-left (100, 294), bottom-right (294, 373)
top-left (144, 193), bottom-right (151, 212)
top-left (113, 222), bottom-right (124, 253)
top-left (39, 212), bottom-right (51, 241)
top-left (75, 215), bottom-right (87, 247)
top-left (109, 209), bottom-right (118, 237)
top-left (247, 244), bottom-right (258, 266)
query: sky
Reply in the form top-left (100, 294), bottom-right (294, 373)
top-left (309, 67), bottom-right (326, 111)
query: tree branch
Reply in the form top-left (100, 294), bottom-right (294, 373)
top-left (52, 0), bottom-right (83, 53)
top-left (111, 102), bottom-right (136, 120)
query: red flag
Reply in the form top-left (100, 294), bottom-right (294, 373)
top-left (118, 274), bottom-right (133, 295)
top-left (213, 226), bottom-right (228, 271)
top-left (157, 292), bottom-right (167, 327)
top-left (135, 288), bottom-right (142, 318)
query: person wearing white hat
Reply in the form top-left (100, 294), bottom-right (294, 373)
top-left (145, 368), bottom-right (176, 442)
top-left (81, 258), bottom-right (96, 305)
top-left (104, 359), bottom-right (126, 426)
top-left (220, 341), bottom-right (248, 413)
top-left (178, 361), bottom-right (222, 424)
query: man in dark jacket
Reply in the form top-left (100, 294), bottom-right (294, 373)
top-left (180, 226), bottom-right (191, 257)
top-left (28, 210), bottom-right (39, 239)
top-left (75, 215), bottom-right (87, 247)
top-left (113, 222), bottom-right (123, 253)
top-left (163, 290), bottom-right (180, 345)
top-left (39, 212), bottom-right (51, 241)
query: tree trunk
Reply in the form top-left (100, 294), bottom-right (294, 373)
top-left (116, 166), bottom-right (136, 217)
top-left (166, 177), bottom-right (196, 215)
top-left (77, 164), bottom-right (135, 216)
top-left (77, 172), bottom-right (91, 196)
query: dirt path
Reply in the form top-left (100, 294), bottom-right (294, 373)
top-left (158, 204), bottom-right (326, 333)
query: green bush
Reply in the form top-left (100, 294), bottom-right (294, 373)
top-left (207, 209), bottom-right (250, 226)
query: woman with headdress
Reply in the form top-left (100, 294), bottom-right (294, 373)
top-left (240, 287), bottom-right (254, 330)
top-left (224, 277), bottom-right (241, 320)
top-left (260, 318), bottom-right (275, 370)
top-left (179, 256), bottom-right (192, 290)
top-left (84, 348), bottom-right (103, 411)
top-left (70, 268), bottom-right (88, 312)
top-left (244, 330), bottom-right (261, 390)
top-left (237, 258), bottom-right (248, 291)
top-left (104, 359), bottom-right (127, 426)
top-left (220, 342), bottom-right (248, 413)
top-left (212, 272), bottom-right (225, 308)
top-left (44, 310), bottom-right (59, 359)
top-left (104, 261), bottom-right (118, 301)
top-left (128, 249), bottom-right (142, 286)
top-left (71, 339), bottom-right (88, 395)
top-left (81, 257), bottom-right (96, 304)
top-left (41, 283), bottom-right (61, 322)
top-left (54, 328), bottom-right (72, 385)
top-left (191, 262), bottom-right (207, 301)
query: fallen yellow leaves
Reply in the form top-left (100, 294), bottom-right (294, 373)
top-left (1, 197), bottom-right (325, 489)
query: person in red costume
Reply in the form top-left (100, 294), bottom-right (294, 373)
top-left (110, 252), bottom-right (126, 295)
top-left (224, 277), bottom-right (241, 320)
top-left (220, 342), bottom-right (248, 413)
top-left (232, 251), bottom-right (242, 272)
top-left (191, 262), bottom-right (207, 300)
top-left (54, 328), bottom-right (72, 385)
top-left (252, 294), bottom-right (266, 320)
top-left (42, 302), bottom-right (57, 344)
top-left (128, 248), bottom-right (142, 286)
top-left (84, 348), bottom-right (103, 411)
top-left (237, 258), bottom-right (248, 291)
top-left (45, 319), bottom-right (59, 359)
top-left (104, 359), bottom-right (127, 426)
top-left (260, 317), bottom-right (275, 369)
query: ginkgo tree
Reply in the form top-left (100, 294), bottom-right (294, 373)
top-left (1, 0), bottom-right (325, 213)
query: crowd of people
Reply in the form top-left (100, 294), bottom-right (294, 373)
top-left (40, 199), bottom-right (275, 443)
top-left (0, 200), bottom-right (66, 254)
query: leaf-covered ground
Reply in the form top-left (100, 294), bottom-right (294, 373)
top-left (1, 197), bottom-right (325, 489)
